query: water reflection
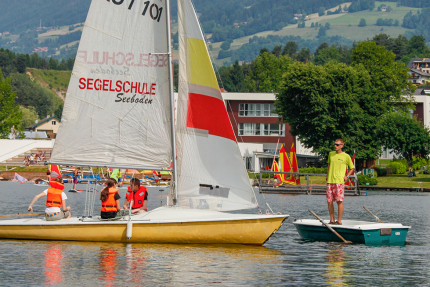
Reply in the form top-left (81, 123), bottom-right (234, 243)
top-left (99, 247), bottom-right (117, 286)
top-left (125, 244), bottom-right (146, 285)
top-left (44, 245), bottom-right (63, 285)
top-left (323, 244), bottom-right (349, 286)
top-left (1, 240), bottom-right (283, 286)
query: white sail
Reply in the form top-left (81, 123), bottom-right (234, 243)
top-left (51, 0), bottom-right (172, 168)
top-left (176, 0), bottom-right (258, 211)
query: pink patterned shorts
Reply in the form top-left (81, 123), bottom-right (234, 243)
top-left (326, 184), bottom-right (344, 203)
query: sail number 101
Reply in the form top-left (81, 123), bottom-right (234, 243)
top-left (110, 0), bottom-right (163, 22)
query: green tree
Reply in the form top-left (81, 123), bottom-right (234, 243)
top-left (275, 61), bottom-right (370, 158)
top-left (245, 52), bottom-right (292, 92)
top-left (282, 41), bottom-right (298, 58)
top-left (271, 45), bottom-right (282, 57)
top-left (0, 70), bottom-right (22, 138)
top-left (296, 47), bottom-right (311, 63)
top-left (275, 42), bottom-right (416, 163)
top-left (317, 27), bottom-right (326, 38)
top-left (318, 7), bottom-right (325, 16)
top-left (16, 54), bottom-right (27, 73)
top-left (376, 112), bottom-right (430, 166)
top-left (54, 104), bottom-right (63, 120)
top-left (220, 41), bottom-right (231, 51)
top-left (19, 105), bottom-right (38, 128)
top-left (359, 18), bottom-right (366, 27)
top-left (351, 41), bottom-right (415, 116)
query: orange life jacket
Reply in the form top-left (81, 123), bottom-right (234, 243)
top-left (126, 186), bottom-right (148, 209)
top-left (101, 188), bottom-right (119, 212)
top-left (46, 181), bottom-right (65, 207)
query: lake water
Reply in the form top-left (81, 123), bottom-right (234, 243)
top-left (0, 181), bottom-right (429, 286)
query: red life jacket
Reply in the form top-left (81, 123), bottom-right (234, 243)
top-left (126, 186), bottom-right (148, 209)
top-left (101, 188), bottom-right (119, 212)
top-left (46, 181), bottom-right (65, 207)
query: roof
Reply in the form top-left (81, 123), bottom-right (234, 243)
top-left (222, 93), bottom-right (276, 101)
top-left (407, 58), bottom-right (430, 69)
top-left (26, 116), bottom-right (61, 129)
top-left (409, 69), bottom-right (430, 77)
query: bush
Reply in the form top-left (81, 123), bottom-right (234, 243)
top-left (388, 161), bottom-right (407, 174)
top-left (374, 167), bottom-right (387, 176)
top-left (423, 168), bottom-right (430, 174)
top-left (411, 156), bottom-right (428, 170)
top-left (358, 174), bottom-right (378, 185)
top-left (368, 177), bottom-right (378, 185)
top-left (299, 167), bottom-right (327, 174)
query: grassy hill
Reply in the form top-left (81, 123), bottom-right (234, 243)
top-left (26, 68), bottom-right (70, 101)
top-left (210, 2), bottom-right (420, 66)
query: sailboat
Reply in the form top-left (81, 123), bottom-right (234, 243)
top-left (0, 0), bottom-right (288, 244)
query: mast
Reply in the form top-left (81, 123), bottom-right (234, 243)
top-left (165, 0), bottom-right (178, 205)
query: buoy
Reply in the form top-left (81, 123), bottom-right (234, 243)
top-left (126, 221), bottom-right (133, 239)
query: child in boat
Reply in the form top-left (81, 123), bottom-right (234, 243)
top-left (123, 178), bottom-right (148, 214)
top-left (100, 178), bottom-right (121, 219)
top-left (28, 177), bottom-right (72, 221)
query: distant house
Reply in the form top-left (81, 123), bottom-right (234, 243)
top-left (2, 31), bottom-right (9, 36)
top-left (33, 47), bottom-right (48, 53)
top-left (381, 6), bottom-right (387, 11)
top-left (26, 116), bottom-right (61, 138)
top-left (407, 58), bottom-right (430, 85)
top-left (293, 13), bottom-right (302, 20)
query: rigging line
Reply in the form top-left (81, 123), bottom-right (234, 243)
top-left (85, 24), bottom-right (122, 40)
top-left (67, 93), bottom-right (104, 109)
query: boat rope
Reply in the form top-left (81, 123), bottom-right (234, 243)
top-left (84, 176), bottom-right (89, 217)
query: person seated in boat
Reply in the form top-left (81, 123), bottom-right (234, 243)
top-left (100, 178), bottom-right (121, 219)
top-left (123, 178), bottom-right (148, 214)
top-left (27, 177), bottom-right (72, 221)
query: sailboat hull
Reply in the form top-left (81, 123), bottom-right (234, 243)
top-left (0, 207), bottom-right (287, 245)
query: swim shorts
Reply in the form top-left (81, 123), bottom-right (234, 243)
top-left (326, 183), bottom-right (344, 202)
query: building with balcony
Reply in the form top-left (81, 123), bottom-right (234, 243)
top-left (222, 93), bottom-right (317, 172)
top-left (407, 58), bottom-right (430, 85)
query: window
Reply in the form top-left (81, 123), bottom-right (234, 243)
top-left (238, 123), bottom-right (284, 136)
top-left (51, 121), bottom-right (57, 125)
top-left (239, 103), bottom-right (277, 117)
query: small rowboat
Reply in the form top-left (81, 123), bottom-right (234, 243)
top-left (293, 219), bottom-right (410, 246)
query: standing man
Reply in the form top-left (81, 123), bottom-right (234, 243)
top-left (326, 139), bottom-right (355, 225)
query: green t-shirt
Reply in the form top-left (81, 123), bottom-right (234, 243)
top-left (327, 151), bottom-right (355, 184)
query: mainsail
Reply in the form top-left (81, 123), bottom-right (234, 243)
top-left (51, 0), bottom-right (172, 168)
top-left (176, 0), bottom-right (258, 211)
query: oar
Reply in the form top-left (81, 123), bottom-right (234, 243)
top-left (363, 206), bottom-right (411, 245)
top-left (309, 209), bottom-right (352, 244)
top-left (363, 206), bottom-right (382, 223)
top-left (0, 213), bottom-right (45, 218)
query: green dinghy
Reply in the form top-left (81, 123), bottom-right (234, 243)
top-left (293, 219), bottom-right (410, 246)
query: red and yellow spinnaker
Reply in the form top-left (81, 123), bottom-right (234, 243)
top-left (289, 143), bottom-right (300, 185)
top-left (48, 165), bottom-right (61, 179)
top-left (272, 161), bottom-right (283, 186)
top-left (279, 144), bottom-right (297, 185)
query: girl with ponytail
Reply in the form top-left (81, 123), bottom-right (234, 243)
top-left (100, 178), bottom-right (121, 219)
